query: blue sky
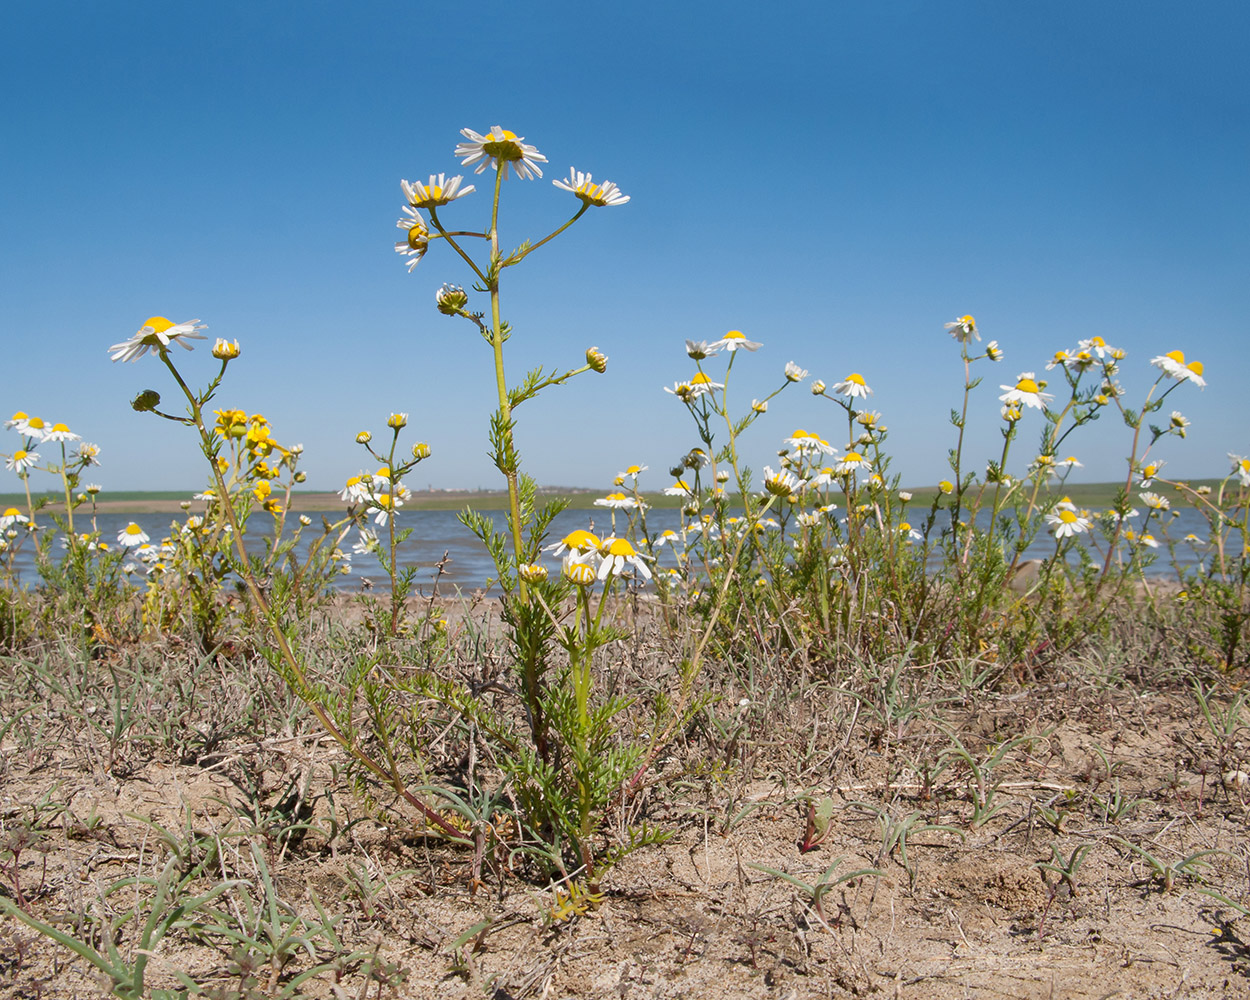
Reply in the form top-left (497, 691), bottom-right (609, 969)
top-left (2, 1), bottom-right (1247, 495)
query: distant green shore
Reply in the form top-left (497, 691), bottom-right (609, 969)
top-left (1, 480), bottom-right (1224, 514)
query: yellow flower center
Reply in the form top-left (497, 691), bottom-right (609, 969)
top-left (14, 450), bottom-right (27, 461)
top-left (1016, 378), bottom-right (1040, 393)
top-left (899, 522), bottom-right (912, 532)
top-left (1165, 350), bottom-right (1186, 364)
top-left (605, 538), bottom-right (639, 557)
top-left (3, 507), bottom-right (20, 517)
top-left (844, 451), bottom-right (863, 463)
top-left (625, 465), bottom-right (642, 474)
top-left (959, 315), bottom-right (975, 326)
top-left (690, 373), bottom-right (717, 385)
top-left (1058, 510), bottom-right (1078, 524)
top-left (1090, 337), bottom-right (1106, 347)
top-left (724, 330), bottom-right (746, 340)
top-left (605, 492), bottom-right (627, 502)
top-left (1187, 360), bottom-right (1204, 375)
top-left (51, 423), bottom-right (70, 434)
top-left (144, 316), bottom-right (175, 333)
top-left (10, 412), bottom-right (26, 422)
top-left (26, 417), bottom-right (45, 430)
top-left (124, 523), bottom-right (144, 536)
top-left (561, 529), bottom-right (601, 551)
top-left (846, 373), bottom-right (866, 385)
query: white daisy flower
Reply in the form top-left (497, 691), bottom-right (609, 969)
top-left (5, 411), bottom-right (29, 431)
top-left (0, 507), bottom-right (30, 529)
top-left (653, 528), bottom-right (684, 548)
top-left (110, 317), bottom-right (207, 363)
top-left (1045, 508), bottom-right (1092, 538)
top-left (455, 126), bottom-right (547, 180)
top-left (552, 168), bottom-right (629, 206)
top-left (597, 537), bottom-right (652, 580)
top-left (41, 423), bottom-right (80, 443)
top-left (833, 373), bottom-right (872, 398)
top-left (14, 415), bottom-right (47, 438)
top-left (762, 466), bottom-right (802, 497)
top-left (664, 480), bottom-right (694, 497)
top-left (4, 450), bottom-right (39, 474)
top-left (544, 529), bottom-right (602, 558)
top-left (1229, 454), bottom-right (1250, 487)
top-left (394, 205), bottom-right (429, 271)
top-left (1139, 491), bottom-right (1170, 511)
top-left (1150, 350), bottom-right (1206, 387)
top-left (1137, 461), bottom-right (1165, 488)
top-left (684, 339), bottom-right (720, 360)
top-left (834, 451), bottom-right (872, 475)
top-left (998, 373), bottom-right (1053, 410)
top-left (709, 330), bottom-right (761, 353)
top-left (594, 492), bottom-right (642, 510)
top-left (985, 341), bottom-right (1004, 361)
top-left (784, 362), bottom-right (808, 382)
top-left (117, 523), bottom-right (149, 547)
top-left (1080, 336), bottom-right (1119, 359)
top-left (401, 173), bottom-right (475, 208)
top-left (944, 315), bottom-right (979, 342)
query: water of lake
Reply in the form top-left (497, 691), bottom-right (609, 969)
top-left (0, 506), bottom-right (1222, 595)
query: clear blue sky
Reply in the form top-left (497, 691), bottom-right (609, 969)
top-left (3, 1), bottom-right (1247, 494)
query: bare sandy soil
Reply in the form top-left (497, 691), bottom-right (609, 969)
top-left (3, 611), bottom-right (1250, 999)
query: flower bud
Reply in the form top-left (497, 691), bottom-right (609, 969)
top-left (435, 283), bottom-right (468, 315)
top-left (179, 500), bottom-right (191, 510)
top-left (299, 515), bottom-right (312, 526)
top-left (131, 389), bottom-right (161, 412)
top-left (586, 346), bottom-right (608, 373)
top-left (211, 338), bottom-right (241, 360)
top-left (412, 442), bottom-right (431, 460)
top-left (751, 399), bottom-right (767, 414)
top-left (387, 412), bottom-right (408, 429)
top-left (899, 491), bottom-right (913, 501)
top-left (564, 560), bottom-right (596, 587)
top-left (356, 431), bottom-right (372, 444)
top-left (810, 380), bottom-right (826, 395)
top-left (939, 480), bottom-right (954, 495)
top-left (518, 562), bottom-right (549, 583)
top-left (294, 471), bottom-right (307, 483)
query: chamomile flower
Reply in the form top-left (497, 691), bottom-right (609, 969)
top-left (985, 341), bottom-right (1004, 362)
top-left (938, 480), bottom-right (954, 494)
top-left (1045, 508), bottom-right (1092, 538)
top-left (595, 492), bottom-right (642, 510)
top-left (394, 205), bottom-right (429, 271)
top-left (1056, 456), bottom-right (1083, 471)
top-left (710, 330), bottom-right (761, 352)
top-left (597, 537), bottom-right (652, 580)
top-left (1230, 454), bottom-right (1250, 487)
top-left (78, 443), bottom-right (101, 465)
top-left (5, 412), bottom-right (28, 431)
top-left (685, 340), bottom-right (719, 360)
top-left (552, 168), bottom-right (629, 206)
top-left (796, 511), bottom-right (823, 528)
top-left (762, 466), bottom-right (802, 497)
top-left (117, 523), bottom-right (149, 547)
top-left (784, 362), bottom-right (808, 382)
top-left (751, 399), bottom-right (768, 414)
top-left (785, 430), bottom-right (837, 456)
top-left (1137, 461), bottom-right (1165, 488)
top-left (833, 373), bottom-right (872, 398)
top-left (518, 562), bottom-right (549, 583)
top-left (545, 529), bottom-right (602, 557)
top-left (564, 558), bottom-right (597, 587)
top-left (352, 529), bottom-right (380, 555)
top-left (998, 373), bottom-right (1053, 410)
top-left (19, 416), bottom-right (47, 438)
top-left (618, 464), bottom-right (647, 481)
top-left (0, 508), bottom-right (29, 529)
top-left (1080, 336), bottom-right (1119, 359)
top-left (41, 423), bottom-right (80, 443)
top-left (401, 173), bottom-right (475, 208)
top-left (1140, 491), bottom-right (1170, 511)
top-left (834, 451), bottom-right (872, 475)
top-left (653, 528), bottom-right (684, 548)
top-left (1169, 412), bottom-right (1190, 438)
top-left (898, 522), bottom-right (923, 542)
top-left (455, 126), bottom-right (547, 180)
top-left (110, 317), bottom-right (207, 362)
top-left (370, 493), bottom-right (402, 525)
top-left (944, 315), bottom-right (979, 342)
top-left (664, 480), bottom-right (694, 496)
top-left (5, 450), bottom-right (38, 474)
top-left (1150, 350), bottom-right (1206, 387)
